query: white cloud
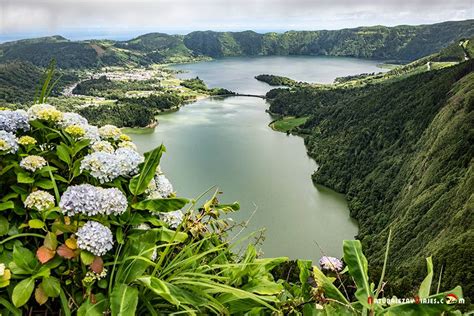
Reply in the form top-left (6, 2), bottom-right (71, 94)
top-left (0, 0), bottom-right (473, 35)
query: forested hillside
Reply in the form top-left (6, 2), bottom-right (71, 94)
top-left (268, 61), bottom-right (474, 303)
top-left (1, 20), bottom-right (472, 69)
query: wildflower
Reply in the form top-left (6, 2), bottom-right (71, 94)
top-left (160, 210), bottom-right (184, 229)
top-left (119, 134), bottom-right (132, 141)
top-left (59, 184), bottom-right (127, 216)
top-left (0, 131), bottom-right (18, 154)
top-left (27, 104), bottom-right (63, 122)
top-left (91, 141), bottom-right (114, 153)
top-left (20, 155), bottom-right (47, 172)
top-left (319, 256), bottom-right (344, 272)
top-left (0, 110), bottom-right (30, 133)
top-left (60, 112), bottom-right (88, 128)
top-left (65, 124), bottom-right (85, 138)
top-left (18, 136), bottom-right (37, 146)
top-left (24, 190), bottom-right (55, 211)
top-left (118, 141), bottom-right (138, 151)
top-left (155, 174), bottom-right (174, 197)
top-left (99, 125), bottom-right (121, 140)
top-left (76, 221), bottom-right (113, 256)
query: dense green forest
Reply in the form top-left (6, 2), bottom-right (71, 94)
top-left (1, 20), bottom-right (472, 69)
top-left (255, 74), bottom-right (299, 86)
top-left (267, 60), bottom-right (474, 305)
top-left (0, 61), bottom-right (77, 103)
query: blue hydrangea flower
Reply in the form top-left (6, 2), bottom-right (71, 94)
top-left (59, 112), bottom-right (88, 128)
top-left (59, 184), bottom-right (127, 216)
top-left (76, 221), bottom-right (113, 256)
top-left (155, 174), bottom-right (174, 197)
top-left (0, 110), bottom-right (30, 133)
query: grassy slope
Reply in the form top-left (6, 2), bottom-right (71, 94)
top-left (268, 61), bottom-right (474, 303)
top-left (270, 116), bottom-right (309, 132)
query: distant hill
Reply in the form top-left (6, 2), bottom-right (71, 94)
top-left (0, 20), bottom-right (473, 69)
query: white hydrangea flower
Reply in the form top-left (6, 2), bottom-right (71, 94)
top-left (115, 148), bottom-right (144, 176)
top-left (27, 104), bottom-right (63, 122)
top-left (20, 155), bottom-right (47, 172)
top-left (118, 141), bottom-right (138, 151)
top-left (155, 174), bottom-right (174, 197)
top-left (80, 152), bottom-right (122, 183)
top-left (0, 110), bottom-right (30, 133)
top-left (160, 210), bottom-right (184, 229)
top-left (101, 188), bottom-right (128, 216)
top-left (91, 140), bottom-right (115, 153)
top-left (82, 124), bottom-right (101, 142)
top-left (24, 190), bottom-right (55, 211)
top-left (319, 256), bottom-right (344, 272)
top-left (0, 131), bottom-right (18, 154)
top-left (81, 149), bottom-right (143, 183)
top-left (76, 221), bottom-right (113, 256)
top-left (59, 112), bottom-right (88, 128)
top-left (0, 263), bottom-right (5, 276)
top-left (59, 184), bottom-right (127, 216)
top-left (99, 125), bottom-right (121, 140)
top-left (136, 223), bottom-right (151, 230)
top-left (83, 268), bottom-right (108, 284)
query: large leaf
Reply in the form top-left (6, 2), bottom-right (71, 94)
top-left (13, 245), bottom-right (37, 273)
top-left (129, 145), bottom-right (165, 196)
top-left (12, 277), bottom-right (35, 307)
top-left (77, 294), bottom-right (108, 316)
top-left (418, 256), bottom-right (433, 298)
top-left (312, 267), bottom-right (349, 304)
top-left (242, 279), bottom-right (284, 295)
top-left (298, 260), bottom-right (312, 299)
top-left (110, 284), bottom-right (138, 316)
top-left (136, 276), bottom-right (180, 306)
top-left (343, 240), bottom-right (371, 309)
top-left (132, 197), bottom-right (189, 213)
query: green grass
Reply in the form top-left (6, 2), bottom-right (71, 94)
top-left (270, 116), bottom-right (309, 132)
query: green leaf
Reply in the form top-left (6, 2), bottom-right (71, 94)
top-left (110, 284), bottom-right (139, 316)
top-left (242, 279), bottom-right (284, 295)
top-left (0, 201), bottom-right (15, 211)
top-left (419, 256), bottom-right (433, 299)
top-left (0, 297), bottom-right (22, 316)
top-left (41, 277), bottom-right (61, 297)
top-left (312, 267), bottom-right (349, 304)
top-left (35, 179), bottom-right (54, 190)
top-left (297, 260), bottom-right (312, 299)
top-left (72, 139), bottom-right (91, 157)
top-left (0, 216), bottom-right (9, 236)
top-left (12, 277), bottom-right (35, 307)
top-left (28, 219), bottom-right (45, 229)
top-left (129, 145), bottom-right (165, 196)
top-left (80, 251), bottom-right (95, 265)
top-left (44, 232), bottom-right (58, 250)
top-left (77, 294), bottom-right (108, 316)
top-left (132, 198), bottom-right (189, 213)
top-left (13, 245), bottom-right (37, 272)
top-left (56, 144), bottom-right (71, 165)
top-left (136, 277), bottom-right (180, 306)
top-left (17, 172), bottom-right (35, 184)
top-left (343, 240), bottom-right (371, 309)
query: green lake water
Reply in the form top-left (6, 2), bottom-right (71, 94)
top-left (131, 56), bottom-right (384, 262)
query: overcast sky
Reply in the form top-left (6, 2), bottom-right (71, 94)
top-left (1, 0), bottom-right (473, 40)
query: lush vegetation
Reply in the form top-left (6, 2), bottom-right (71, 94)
top-left (255, 74), bottom-right (298, 87)
top-left (267, 60), bottom-right (474, 308)
top-left (0, 61), bottom-right (77, 104)
top-left (1, 20), bottom-right (473, 69)
top-left (180, 77), bottom-right (235, 95)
